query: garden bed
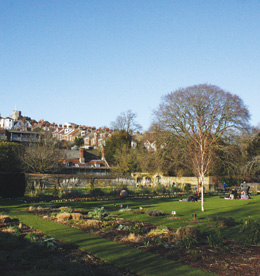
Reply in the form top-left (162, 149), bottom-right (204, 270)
top-left (0, 214), bottom-right (137, 276)
top-left (29, 206), bottom-right (260, 276)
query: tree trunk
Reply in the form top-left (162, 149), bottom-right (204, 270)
top-left (200, 175), bottom-right (205, 212)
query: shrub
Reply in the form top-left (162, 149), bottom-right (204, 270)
top-left (56, 212), bottom-right (72, 222)
top-left (208, 215), bottom-right (236, 227)
top-left (51, 212), bottom-right (58, 218)
top-left (184, 183), bottom-right (191, 192)
top-left (59, 207), bottom-right (73, 213)
top-left (181, 236), bottom-right (198, 249)
top-left (117, 224), bottom-right (130, 231)
top-left (129, 223), bottom-right (145, 234)
top-left (0, 172), bottom-right (26, 198)
top-left (241, 218), bottom-right (260, 246)
top-left (28, 206), bottom-right (36, 212)
top-left (38, 236), bottom-right (57, 250)
top-left (119, 207), bottom-right (131, 212)
top-left (88, 207), bottom-right (109, 220)
top-left (24, 232), bottom-right (39, 242)
top-left (133, 208), bottom-right (147, 214)
top-left (120, 233), bottom-right (142, 243)
top-left (175, 226), bottom-right (200, 240)
top-left (9, 226), bottom-right (21, 235)
top-left (88, 188), bottom-right (105, 197)
top-left (147, 226), bottom-right (169, 237)
top-left (207, 228), bottom-right (223, 249)
top-left (80, 220), bottom-right (101, 231)
top-left (146, 209), bottom-right (165, 216)
top-left (71, 213), bottom-right (84, 221)
top-left (153, 184), bottom-right (166, 194)
top-left (0, 215), bottom-right (11, 223)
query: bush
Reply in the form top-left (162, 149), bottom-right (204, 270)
top-left (153, 184), bottom-right (166, 194)
top-left (59, 207), bottom-right (73, 213)
top-left (184, 183), bottom-right (191, 192)
top-left (207, 228), bottom-right (223, 249)
top-left (56, 212), bottom-right (72, 222)
top-left (208, 215), bottom-right (236, 227)
top-left (129, 223), bottom-right (145, 234)
top-left (80, 220), bottom-right (101, 231)
top-left (24, 232), bottom-right (39, 242)
top-left (180, 236), bottom-right (198, 249)
top-left (88, 188), bottom-right (105, 197)
top-left (241, 218), bottom-right (260, 246)
top-left (0, 142), bottom-right (24, 172)
top-left (146, 209), bottom-right (165, 216)
top-left (175, 226), bottom-right (200, 240)
top-left (88, 207), bottom-right (109, 220)
top-left (0, 172), bottom-right (26, 198)
top-left (147, 226), bottom-right (169, 236)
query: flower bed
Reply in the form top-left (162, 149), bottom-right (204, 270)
top-left (28, 205), bottom-right (260, 276)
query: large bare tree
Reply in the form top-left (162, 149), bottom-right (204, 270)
top-left (111, 110), bottom-right (142, 134)
top-left (22, 135), bottom-right (63, 174)
top-left (154, 84), bottom-right (250, 211)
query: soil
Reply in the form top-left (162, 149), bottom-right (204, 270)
top-left (4, 208), bottom-right (260, 276)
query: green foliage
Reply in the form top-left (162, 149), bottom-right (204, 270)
top-left (74, 137), bottom-right (84, 148)
top-left (51, 212), bottom-right (58, 217)
top-left (24, 232), bottom-right (39, 242)
top-left (88, 207), bottom-right (109, 220)
top-left (59, 207), bottom-right (73, 214)
top-left (149, 225), bottom-right (168, 235)
top-left (129, 223), bottom-right (145, 234)
top-left (89, 188), bottom-right (105, 197)
top-left (0, 142), bottom-right (24, 172)
top-left (38, 236), bottom-right (58, 250)
top-left (207, 228), bottom-right (223, 249)
top-left (9, 225), bottom-right (21, 235)
top-left (146, 209), bottom-right (165, 216)
top-left (208, 215), bottom-right (236, 227)
top-left (104, 130), bottom-right (132, 166)
top-left (180, 236), bottom-right (198, 249)
top-left (218, 176), bottom-right (244, 187)
top-left (184, 183), bottom-right (191, 192)
top-left (241, 218), bottom-right (260, 246)
top-left (52, 185), bottom-right (59, 197)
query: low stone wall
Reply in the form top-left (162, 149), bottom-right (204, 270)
top-left (25, 173), bottom-right (135, 189)
top-left (132, 173), bottom-right (219, 191)
top-left (247, 183), bottom-right (260, 192)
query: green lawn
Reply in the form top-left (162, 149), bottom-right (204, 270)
top-left (1, 194), bottom-right (259, 275)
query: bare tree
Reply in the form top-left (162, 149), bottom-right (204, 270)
top-left (154, 84), bottom-right (250, 211)
top-left (111, 110), bottom-right (142, 134)
top-left (22, 136), bottom-right (63, 174)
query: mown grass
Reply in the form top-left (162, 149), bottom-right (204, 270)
top-left (1, 204), bottom-right (213, 276)
top-left (2, 194), bottom-right (259, 275)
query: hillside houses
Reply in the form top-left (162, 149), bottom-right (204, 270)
top-left (0, 110), bottom-right (159, 153)
top-left (52, 124), bottom-right (112, 148)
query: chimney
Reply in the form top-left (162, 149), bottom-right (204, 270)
top-left (101, 147), bottom-right (105, 161)
top-left (79, 148), bottom-right (85, 164)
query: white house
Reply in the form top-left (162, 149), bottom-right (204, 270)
top-left (0, 117), bottom-right (14, 129)
top-left (13, 119), bottom-right (32, 131)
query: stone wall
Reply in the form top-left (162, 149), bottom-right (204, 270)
top-left (132, 173), bottom-right (219, 191)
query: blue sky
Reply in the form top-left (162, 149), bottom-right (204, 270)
top-left (1, 0), bottom-right (260, 130)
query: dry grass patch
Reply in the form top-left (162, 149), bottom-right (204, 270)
top-left (120, 233), bottom-right (142, 243)
top-left (80, 219), bottom-right (101, 231)
top-left (71, 213), bottom-right (84, 221)
top-left (56, 212), bottom-right (72, 222)
top-left (0, 215), bottom-right (12, 223)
